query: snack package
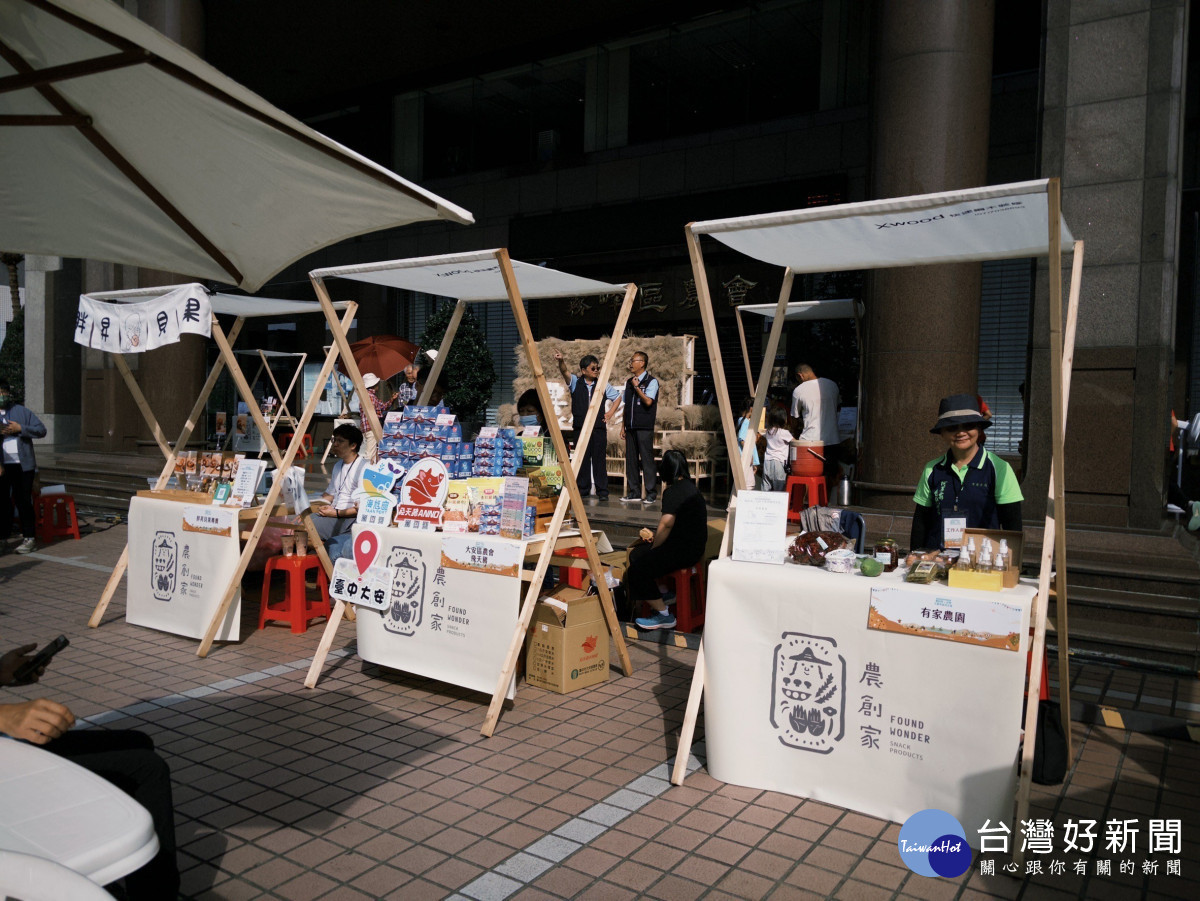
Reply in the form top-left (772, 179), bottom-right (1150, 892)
top-left (442, 480), bottom-right (470, 531)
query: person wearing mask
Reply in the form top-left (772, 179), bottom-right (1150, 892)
top-left (311, 423), bottom-right (367, 560)
top-left (620, 351), bottom-right (660, 505)
top-left (910, 393), bottom-right (1024, 550)
top-left (624, 450), bottom-right (709, 631)
top-left (0, 642), bottom-right (180, 898)
top-left (0, 380), bottom-right (46, 555)
top-left (516, 388), bottom-right (547, 433)
top-left (555, 351), bottom-right (620, 501)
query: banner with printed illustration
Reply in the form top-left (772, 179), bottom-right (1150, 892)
top-left (75, 285), bottom-right (212, 353)
top-left (353, 524), bottom-right (520, 699)
top-left (126, 496), bottom-right (240, 640)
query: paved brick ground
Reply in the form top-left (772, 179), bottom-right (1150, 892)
top-left (1, 521), bottom-right (1198, 900)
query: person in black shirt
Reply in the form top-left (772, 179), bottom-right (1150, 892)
top-left (626, 450), bottom-right (708, 631)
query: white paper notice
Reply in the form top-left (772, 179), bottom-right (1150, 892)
top-left (731, 490), bottom-right (789, 564)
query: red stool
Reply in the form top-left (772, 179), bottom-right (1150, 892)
top-left (281, 433), bottom-right (313, 459)
top-left (259, 553), bottom-right (331, 634)
top-left (785, 475), bottom-right (828, 522)
top-left (559, 546), bottom-right (589, 588)
top-left (661, 562), bottom-right (708, 634)
top-left (34, 494), bottom-right (81, 543)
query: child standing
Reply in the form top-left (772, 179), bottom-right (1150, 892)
top-left (758, 407), bottom-right (793, 491)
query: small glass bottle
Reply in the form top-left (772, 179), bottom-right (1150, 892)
top-left (977, 546), bottom-right (993, 573)
top-left (995, 539), bottom-right (1010, 573)
top-left (964, 536), bottom-right (977, 570)
top-left (873, 538), bottom-right (899, 572)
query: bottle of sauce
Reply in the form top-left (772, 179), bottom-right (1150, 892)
top-left (873, 538), bottom-right (899, 572)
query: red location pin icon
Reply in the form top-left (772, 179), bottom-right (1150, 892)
top-left (354, 530), bottom-right (380, 576)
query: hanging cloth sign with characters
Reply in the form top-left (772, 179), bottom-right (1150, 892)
top-left (75, 285), bottom-right (212, 353)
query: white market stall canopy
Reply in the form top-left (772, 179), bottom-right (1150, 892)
top-left (0, 0), bottom-right (473, 292)
top-left (691, 179), bottom-right (1074, 272)
top-left (738, 299), bottom-right (861, 321)
top-left (310, 250), bottom-right (627, 301)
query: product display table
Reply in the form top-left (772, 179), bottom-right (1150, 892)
top-left (353, 526), bottom-right (612, 699)
top-left (703, 557), bottom-right (1036, 840)
top-left (0, 739), bottom-right (158, 886)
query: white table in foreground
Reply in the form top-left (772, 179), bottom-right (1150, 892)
top-left (703, 558), bottom-right (1035, 839)
top-left (0, 738), bottom-right (158, 886)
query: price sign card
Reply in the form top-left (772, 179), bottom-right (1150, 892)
top-left (731, 490), bottom-right (789, 564)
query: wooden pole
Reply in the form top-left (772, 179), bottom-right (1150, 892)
top-left (481, 259), bottom-right (637, 736)
top-left (741, 272), bottom-right (794, 486)
top-left (313, 278), bottom-right (384, 448)
top-left (88, 315), bottom-right (246, 627)
top-left (671, 496), bottom-right (737, 785)
top-left (110, 352), bottom-right (172, 458)
top-left (418, 299), bottom-right (466, 405)
top-left (685, 228), bottom-right (745, 490)
top-left (734, 306), bottom-right (755, 396)
top-left (198, 302), bottom-right (358, 657)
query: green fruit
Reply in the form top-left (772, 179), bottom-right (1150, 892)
top-left (860, 557), bottom-right (884, 578)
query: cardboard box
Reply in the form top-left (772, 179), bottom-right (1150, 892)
top-left (525, 586), bottom-right (609, 694)
top-left (947, 528), bottom-right (1024, 591)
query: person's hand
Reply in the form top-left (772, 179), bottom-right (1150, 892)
top-left (621, 426), bottom-right (626, 440)
top-left (639, 527), bottom-right (654, 543)
top-left (317, 504), bottom-right (337, 518)
top-left (553, 351), bottom-right (563, 362)
top-left (1, 422), bottom-right (19, 436)
top-left (0, 644), bottom-right (39, 686)
top-left (0, 698), bottom-right (75, 744)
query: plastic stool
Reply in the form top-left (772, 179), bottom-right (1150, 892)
top-left (259, 553), bottom-right (331, 634)
top-left (785, 475), bottom-right (828, 522)
top-left (281, 432), bottom-right (313, 459)
top-left (559, 546), bottom-right (589, 588)
top-left (662, 562), bottom-right (707, 634)
top-left (34, 494), bottom-right (81, 543)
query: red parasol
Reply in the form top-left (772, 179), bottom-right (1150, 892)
top-left (336, 335), bottom-right (421, 381)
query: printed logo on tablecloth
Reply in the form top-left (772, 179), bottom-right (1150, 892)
top-left (381, 545), bottom-right (427, 637)
top-left (151, 530), bottom-right (178, 601)
top-left (897, 809), bottom-right (972, 878)
top-left (770, 632), bottom-right (845, 754)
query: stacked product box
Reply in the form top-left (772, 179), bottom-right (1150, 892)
top-left (472, 428), bottom-right (521, 477)
top-left (377, 406), bottom-right (470, 480)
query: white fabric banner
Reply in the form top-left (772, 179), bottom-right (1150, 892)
top-left (126, 497), bottom-right (241, 640)
top-left (75, 286), bottom-right (211, 353)
top-left (702, 558), bottom-right (1034, 844)
top-left (353, 525), bottom-right (520, 699)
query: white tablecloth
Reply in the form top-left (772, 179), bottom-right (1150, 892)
top-left (126, 496), bottom-right (241, 640)
top-left (0, 739), bottom-right (158, 886)
top-left (704, 558), bottom-right (1035, 841)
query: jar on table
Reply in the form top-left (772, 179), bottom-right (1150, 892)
top-left (873, 539), bottom-right (899, 572)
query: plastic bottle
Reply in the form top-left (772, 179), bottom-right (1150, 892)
top-left (996, 539), bottom-right (1010, 572)
top-left (964, 536), bottom-right (977, 570)
top-left (978, 546), bottom-right (993, 573)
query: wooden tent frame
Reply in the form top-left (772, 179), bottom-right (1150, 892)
top-left (672, 179), bottom-right (1082, 854)
top-left (234, 349), bottom-right (307, 455)
top-left (300, 249), bottom-right (637, 736)
top-left (86, 289), bottom-right (354, 654)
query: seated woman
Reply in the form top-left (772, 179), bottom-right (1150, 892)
top-left (516, 388), bottom-right (547, 433)
top-left (625, 450), bottom-right (709, 631)
top-left (910, 393), bottom-right (1023, 550)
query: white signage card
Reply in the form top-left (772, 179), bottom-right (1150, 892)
top-left (731, 490), bottom-right (790, 564)
top-left (353, 526), bottom-right (521, 699)
top-left (477, 426), bottom-right (499, 439)
top-left (357, 494), bottom-right (397, 527)
top-left (435, 413), bottom-right (457, 427)
top-left (868, 586), bottom-right (1023, 651)
top-left (126, 496), bottom-right (240, 640)
top-left (226, 459), bottom-right (266, 508)
top-left (329, 557), bottom-right (390, 610)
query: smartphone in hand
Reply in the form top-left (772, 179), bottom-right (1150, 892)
top-left (13, 635), bottom-right (70, 683)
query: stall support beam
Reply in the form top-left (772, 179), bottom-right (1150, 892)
top-left (88, 315), bottom-right (247, 627)
top-left (198, 303), bottom-right (358, 657)
top-left (481, 257), bottom-right (637, 737)
top-left (734, 306), bottom-right (755, 397)
top-left (111, 352), bottom-right (172, 459)
top-left (419, 299), bottom-right (466, 406)
top-left (312, 277), bottom-right (384, 448)
top-left (740, 271), bottom-right (794, 484)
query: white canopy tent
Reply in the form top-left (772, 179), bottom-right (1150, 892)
top-left (305, 250), bottom-right (636, 735)
top-left (82, 284), bottom-right (354, 646)
top-left (0, 0), bottom-right (472, 291)
top-left (678, 179), bottom-right (1082, 860)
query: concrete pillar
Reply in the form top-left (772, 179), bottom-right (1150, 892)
top-left (24, 255), bottom-right (82, 449)
top-left (859, 0), bottom-right (994, 510)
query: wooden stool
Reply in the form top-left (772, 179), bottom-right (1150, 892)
top-left (34, 494), bottom-right (81, 543)
top-left (259, 553), bottom-right (331, 634)
top-left (662, 562), bottom-right (707, 634)
top-left (785, 475), bottom-right (828, 522)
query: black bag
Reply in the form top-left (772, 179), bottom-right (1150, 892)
top-left (1032, 699), bottom-right (1068, 785)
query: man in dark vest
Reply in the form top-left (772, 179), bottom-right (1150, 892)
top-left (555, 351), bottom-right (620, 500)
top-left (620, 351), bottom-right (660, 504)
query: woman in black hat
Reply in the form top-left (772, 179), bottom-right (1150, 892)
top-left (910, 393), bottom-right (1023, 550)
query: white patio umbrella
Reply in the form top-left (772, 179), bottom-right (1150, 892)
top-left (0, 0), bottom-right (473, 292)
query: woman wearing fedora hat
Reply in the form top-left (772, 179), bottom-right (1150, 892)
top-left (910, 393), bottom-right (1023, 550)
